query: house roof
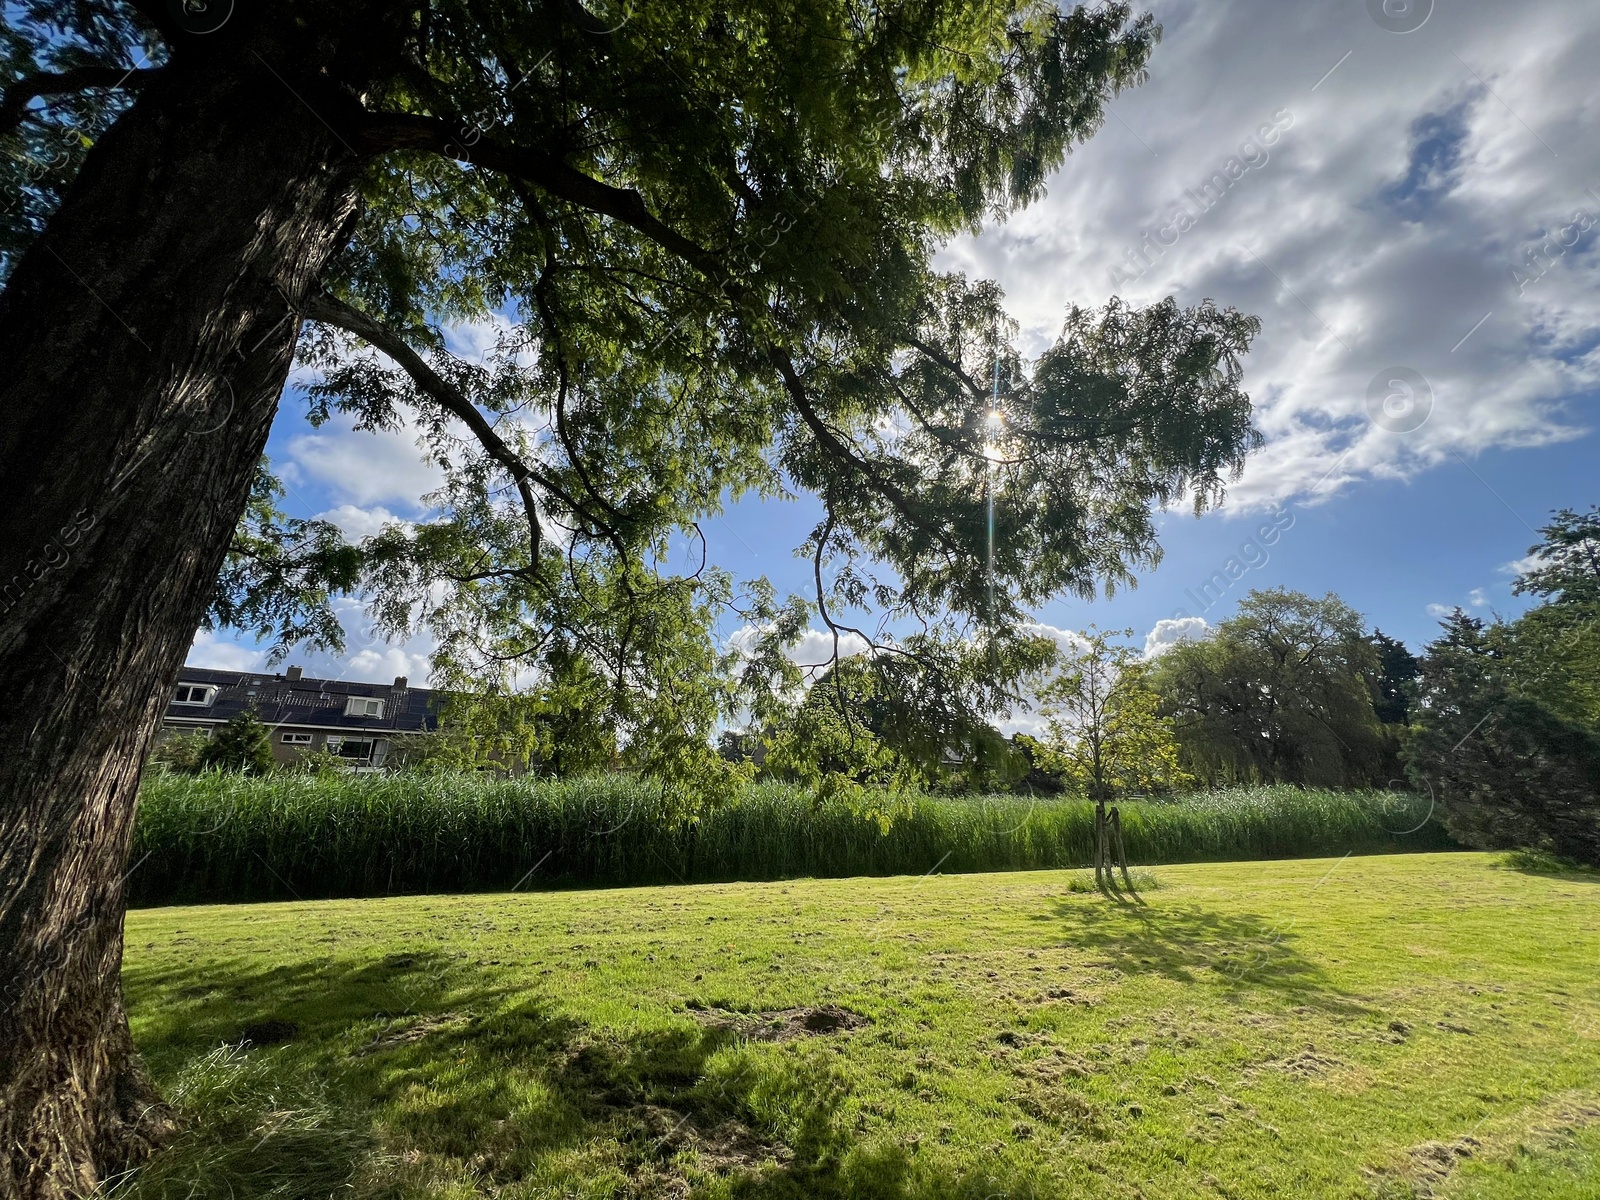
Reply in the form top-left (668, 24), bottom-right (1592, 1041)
top-left (165, 667), bottom-right (438, 734)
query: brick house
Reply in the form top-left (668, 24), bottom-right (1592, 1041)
top-left (159, 665), bottom-right (437, 769)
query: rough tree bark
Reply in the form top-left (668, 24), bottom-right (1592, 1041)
top-left (0, 15), bottom-right (386, 1196)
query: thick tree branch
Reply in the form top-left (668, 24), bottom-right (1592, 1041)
top-left (358, 112), bottom-right (728, 285)
top-left (361, 112), bottom-right (965, 561)
top-left (771, 349), bottom-right (960, 556)
top-left (300, 291), bottom-right (553, 568)
top-left (904, 335), bottom-right (990, 403)
top-left (1, 65), bottom-right (162, 136)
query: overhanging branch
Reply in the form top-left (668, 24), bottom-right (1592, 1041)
top-left (1, 65), bottom-right (162, 137)
top-left (300, 291), bottom-right (556, 569)
top-left (359, 110), bottom-right (964, 564)
top-left (357, 111), bottom-right (728, 285)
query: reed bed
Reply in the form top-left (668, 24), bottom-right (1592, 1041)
top-left (128, 773), bottom-right (1456, 905)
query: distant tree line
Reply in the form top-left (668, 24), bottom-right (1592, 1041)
top-left (724, 506), bottom-right (1600, 864)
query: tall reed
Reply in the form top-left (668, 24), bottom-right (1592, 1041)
top-left (129, 774), bottom-right (1456, 905)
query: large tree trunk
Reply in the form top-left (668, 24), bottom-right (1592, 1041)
top-left (0, 23), bottom-right (377, 1197)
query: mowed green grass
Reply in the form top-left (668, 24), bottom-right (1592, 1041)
top-left (120, 853), bottom-right (1600, 1199)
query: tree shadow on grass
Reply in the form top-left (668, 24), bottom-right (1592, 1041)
top-left (1494, 848), bottom-right (1600, 881)
top-left (122, 952), bottom-right (1054, 1200)
top-left (1034, 895), bottom-right (1368, 1015)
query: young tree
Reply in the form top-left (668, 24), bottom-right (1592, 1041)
top-left (1036, 629), bottom-right (1188, 800)
top-left (1, 3), bottom-right (1264, 1191)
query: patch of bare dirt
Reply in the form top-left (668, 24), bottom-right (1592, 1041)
top-left (619, 1103), bottom-right (791, 1198)
top-left (1366, 1136), bottom-right (1482, 1197)
top-left (237, 1019), bottom-right (297, 1046)
top-left (631, 1103), bottom-right (791, 1173)
top-left (685, 1003), bottom-right (868, 1042)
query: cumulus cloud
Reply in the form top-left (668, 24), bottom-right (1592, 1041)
top-left (940, 0), bottom-right (1600, 512)
top-left (314, 504), bottom-right (409, 541)
top-left (345, 644), bottom-right (434, 684)
top-left (1500, 553), bottom-right (1546, 578)
top-left (282, 411), bottom-right (447, 509)
top-left (1144, 615), bottom-right (1210, 658)
top-left (726, 624), bottom-right (871, 680)
top-left (1019, 621), bottom-right (1090, 657)
top-left (187, 629), bottom-right (266, 673)
top-left (1425, 602), bottom-right (1456, 618)
top-left (442, 312), bottom-right (539, 369)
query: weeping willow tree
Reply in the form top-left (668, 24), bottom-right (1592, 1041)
top-left (0, 1), bottom-right (1261, 1192)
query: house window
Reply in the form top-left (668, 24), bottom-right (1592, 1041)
top-left (172, 684), bottom-right (216, 706)
top-left (344, 697), bottom-right (385, 718)
top-left (281, 732), bottom-right (313, 745)
top-left (326, 737), bottom-right (374, 763)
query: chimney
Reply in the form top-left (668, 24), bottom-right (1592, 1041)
top-left (286, 666), bottom-right (303, 681)
top-left (393, 675), bottom-right (408, 690)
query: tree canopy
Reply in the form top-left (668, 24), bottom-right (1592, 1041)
top-left (1403, 511), bottom-right (1600, 862)
top-left (1151, 589), bottom-right (1390, 788)
top-left (5, 1), bottom-right (1261, 790)
top-left (1035, 627), bottom-right (1190, 800)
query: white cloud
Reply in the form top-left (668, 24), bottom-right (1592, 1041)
top-left (1019, 621), bottom-right (1090, 658)
top-left (1468, 587), bottom-right (1490, 608)
top-left (187, 629), bottom-right (266, 673)
top-left (1144, 616), bottom-right (1210, 658)
top-left (442, 312), bottom-right (538, 369)
top-left (940, 0), bottom-right (1600, 513)
top-left (1426, 602), bottom-right (1455, 618)
top-left (314, 503), bottom-right (409, 542)
top-left (1500, 553), bottom-right (1546, 577)
top-left (727, 624), bottom-right (871, 679)
top-left (344, 644), bottom-right (434, 685)
top-left (282, 411), bottom-right (446, 509)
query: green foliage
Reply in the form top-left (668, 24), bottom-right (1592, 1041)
top-left (203, 460), bottom-right (365, 662)
top-left (1401, 511), bottom-right (1600, 864)
top-left (1035, 628), bottom-right (1191, 799)
top-left (1496, 847), bottom-right (1597, 876)
top-left (1502, 600), bottom-right (1600, 730)
top-left (388, 655), bottom-right (618, 778)
top-left (1152, 588), bottom-right (1390, 788)
top-left (128, 774), bottom-right (1451, 905)
top-left (753, 631), bottom-right (1051, 803)
top-left (145, 731), bottom-right (209, 776)
top-left (1403, 610), bottom-right (1600, 865)
top-left (1369, 629), bottom-right (1419, 726)
top-left (1, 4), bottom-right (165, 281)
top-left (1512, 504), bottom-right (1600, 605)
top-left (1006, 732), bottom-right (1067, 794)
top-left (13, 1), bottom-right (1267, 799)
top-left (284, 747), bottom-right (349, 778)
top-left (760, 657), bottom-right (916, 799)
top-left (196, 711), bottom-right (275, 776)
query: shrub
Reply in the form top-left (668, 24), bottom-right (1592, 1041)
top-left (147, 731), bottom-right (210, 775)
top-left (197, 711), bottom-right (276, 776)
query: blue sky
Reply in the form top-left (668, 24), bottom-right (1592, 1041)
top-left (192, 0), bottom-right (1600, 684)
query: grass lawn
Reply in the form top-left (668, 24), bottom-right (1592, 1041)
top-left (120, 852), bottom-right (1600, 1199)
